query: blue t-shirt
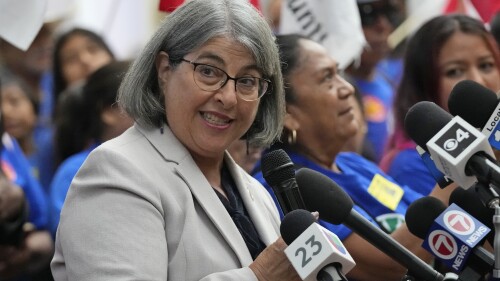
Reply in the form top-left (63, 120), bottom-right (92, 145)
top-left (1, 134), bottom-right (48, 229)
top-left (33, 71), bottom-right (56, 193)
top-left (254, 151), bottom-right (422, 240)
top-left (377, 58), bottom-right (403, 88)
top-left (355, 72), bottom-right (395, 163)
top-left (28, 128), bottom-right (55, 193)
top-left (386, 148), bottom-right (438, 196)
top-left (49, 144), bottom-right (97, 236)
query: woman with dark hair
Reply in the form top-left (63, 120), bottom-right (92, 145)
top-left (380, 14), bottom-right (500, 196)
top-left (52, 27), bottom-right (115, 102)
top-left (52, 28), bottom-right (115, 165)
top-left (254, 34), bottom-right (453, 281)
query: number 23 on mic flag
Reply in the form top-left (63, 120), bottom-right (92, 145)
top-left (159, 0), bottom-right (261, 13)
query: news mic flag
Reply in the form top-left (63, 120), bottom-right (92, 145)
top-left (284, 223), bottom-right (355, 281)
top-left (281, 210), bottom-right (355, 281)
top-left (405, 101), bottom-right (497, 189)
top-left (426, 115), bottom-right (491, 189)
top-left (406, 196), bottom-right (494, 280)
top-left (422, 203), bottom-right (490, 272)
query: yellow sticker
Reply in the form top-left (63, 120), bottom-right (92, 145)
top-left (367, 174), bottom-right (404, 211)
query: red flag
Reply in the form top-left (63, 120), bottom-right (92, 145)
top-left (159, 0), bottom-right (261, 13)
top-left (158, 0), bottom-right (184, 12)
top-left (470, 0), bottom-right (500, 22)
top-left (248, 0), bottom-right (260, 10)
top-left (443, 0), bottom-right (500, 22)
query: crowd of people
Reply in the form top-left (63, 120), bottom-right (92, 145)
top-left (0, 0), bottom-right (499, 280)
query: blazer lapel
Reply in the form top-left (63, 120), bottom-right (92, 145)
top-left (225, 155), bottom-right (280, 246)
top-left (135, 124), bottom-right (253, 266)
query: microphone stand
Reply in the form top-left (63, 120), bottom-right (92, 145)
top-left (468, 154), bottom-right (500, 190)
top-left (493, 199), bottom-right (500, 279)
top-left (317, 263), bottom-right (348, 281)
top-left (472, 180), bottom-right (500, 279)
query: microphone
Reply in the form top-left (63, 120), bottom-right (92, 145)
top-left (261, 149), bottom-right (306, 215)
top-left (416, 145), bottom-right (454, 188)
top-left (280, 209), bottom-right (356, 281)
top-left (449, 187), bottom-right (495, 245)
top-left (295, 167), bottom-right (445, 281)
top-left (405, 196), bottom-right (494, 280)
top-left (404, 101), bottom-right (499, 189)
top-left (448, 80), bottom-right (500, 150)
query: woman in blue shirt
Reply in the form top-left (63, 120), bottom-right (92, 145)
top-left (254, 34), bottom-right (455, 281)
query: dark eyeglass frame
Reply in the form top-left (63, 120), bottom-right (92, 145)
top-left (358, 3), bottom-right (399, 27)
top-left (178, 58), bottom-right (271, 101)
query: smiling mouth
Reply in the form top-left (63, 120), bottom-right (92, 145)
top-left (201, 112), bottom-right (232, 126)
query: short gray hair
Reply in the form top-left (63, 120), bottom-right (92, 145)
top-left (118, 0), bottom-right (284, 146)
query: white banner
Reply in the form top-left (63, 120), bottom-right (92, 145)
top-left (279, 0), bottom-right (366, 69)
top-left (0, 0), bottom-right (47, 51)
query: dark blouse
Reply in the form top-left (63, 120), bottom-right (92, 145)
top-left (213, 165), bottom-right (266, 260)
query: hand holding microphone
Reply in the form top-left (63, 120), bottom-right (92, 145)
top-left (249, 237), bottom-right (302, 281)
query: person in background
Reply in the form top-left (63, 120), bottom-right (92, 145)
top-left (489, 10), bottom-right (500, 47)
top-left (344, 0), bottom-right (401, 163)
top-left (0, 23), bottom-right (57, 192)
top-left (51, 28), bottom-right (115, 166)
top-left (254, 34), bottom-right (454, 281)
top-left (51, 0), bottom-right (300, 280)
top-left (49, 61), bottom-right (133, 236)
top-left (0, 77), bottom-right (53, 281)
top-left (227, 139), bottom-right (264, 174)
top-left (52, 27), bottom-right (115, 103)
top-left (266, 0), bottom-right (282, 32)
top-left (0, 72), bottom-right (48, 185)
top-left (380, 14), bottom-right (500, 196)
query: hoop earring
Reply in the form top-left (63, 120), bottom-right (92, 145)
top-left (287, 129), bottom-right (297, 145)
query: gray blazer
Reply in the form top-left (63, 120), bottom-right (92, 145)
top-left (51, 123), bottom-right (281, 281)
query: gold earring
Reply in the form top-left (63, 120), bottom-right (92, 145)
top-left (287, 129), bottom-right (297, 145)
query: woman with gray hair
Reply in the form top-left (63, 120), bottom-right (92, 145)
top-left (50, 0), bottom-right (297, 280)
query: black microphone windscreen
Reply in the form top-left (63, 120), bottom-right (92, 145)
top-left (448, 80), bottom-right (498, 128)
top-left (261, 149), bottom-right (295, 187)
top-left (280, 209), bottom-right (316, 245)
top-left (404, 101), bottom-right (453, 151)
top-left (295, 168), bottom-right (353, 225)
top-left (449, 187), bottom-right (494, 230)
top-left (405, 196), bottom-right (446, 239)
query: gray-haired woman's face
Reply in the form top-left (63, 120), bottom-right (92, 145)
top-left (156, 36), bottom-right (262, 160)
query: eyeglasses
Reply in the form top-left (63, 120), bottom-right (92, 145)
top-left (179, 58), bottom-right (271, 101)
top-left (358, 3), bottom-right (400, 27)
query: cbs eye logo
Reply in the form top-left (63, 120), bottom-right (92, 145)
top-left (443, 128), bottom-right (470, 151)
